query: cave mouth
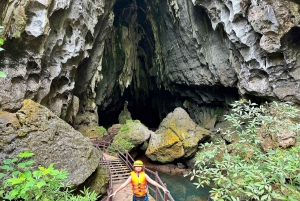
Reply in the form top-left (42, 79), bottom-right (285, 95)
top-left (126, 98), bottom-right (161, 129)
top-left (97, 99), bottom-right (163, 129)
top-left (97, 0), bottom-right (242, 129)
top-left (98, 87), bottom-right (177, 129)
top-left (98, 100), bottom-right (162, 130)
top-left (97, 0), bottom-right (168, 129)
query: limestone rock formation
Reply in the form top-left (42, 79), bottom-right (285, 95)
top-left (1, 0), bottom-right (300, 130)
top-left (1, 0), bottom-right (300, 165)
top-left (0, 0), bottom-right (115, 127)
top-left (113, 120), bottom-right (152, 150)
top-left (0, 99), bottom-right (101, 187)
top-left (192, 0), bottom-right (300, 103)
top-left (146, 107), bottom-right (211, 163)
top-left (118, 101), bottom-right (132, 124)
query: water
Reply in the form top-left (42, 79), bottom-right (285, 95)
top-left (152, 171), bottom-right (211, 201)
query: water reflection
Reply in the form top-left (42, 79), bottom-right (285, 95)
top-left (153, 171), bottom-right (211, 201)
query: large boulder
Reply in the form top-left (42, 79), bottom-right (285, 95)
top-left (113, 120), bottom-right (152, 151)
top-left (146, 107), bottom-right (211, 163)
top-left (0, 99), bottom-right (101, 186)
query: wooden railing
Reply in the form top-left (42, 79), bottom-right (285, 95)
top-left (91, 138), bottom-right (175, 201)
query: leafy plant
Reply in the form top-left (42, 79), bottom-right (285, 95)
top-left (0, 25), bottom-right (6, 78)
top-left (96, 126), bottom-right (107, 136)
top-left (0, 151), bottom-right (99, 201)
top-left (186, 100), bottom-right (300, 201)
top-left (0, 71), bottom-right (5, 78)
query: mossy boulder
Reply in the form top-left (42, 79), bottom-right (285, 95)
top-left (78, 125), bottom-right (107, 138)
top-left (79, 165), bottom-right (109, 195)
top-left (113, 120), bottom-right (152, 151)
top-left (146, 107), bottom-right (211, 163)
top-left (0, 99), bottom-right (101, 187)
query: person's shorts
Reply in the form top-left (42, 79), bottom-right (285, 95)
top-left (133, 194), bottom-right (149, 201)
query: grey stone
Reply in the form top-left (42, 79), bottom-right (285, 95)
top-left (0, 99), bottom-right (101, 187)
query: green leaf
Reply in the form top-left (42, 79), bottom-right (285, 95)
top-left (261, 194), bottom-right (269, 200)
top-left (0, 38), bottom-right (4, 45)
top-left (18, 151), bottom-right (34, 158)
top-left (5, 189), bottom-right (18, 200)
top-left (24, 169), bottom-right (32, 178)
top-left (37, 180), bottom-right (46, 189)
top-left (17, 162), bottom-right (26, 168)
top-left (33, 170), bottom-right (42, 178)
top-left (8, 177), bottom-right (23, 185)
top-left (1, 164), bottom-right (14, 171)
top-left (0, 172), bottom-right (7, 179)
top-left (24, 160), bottom-right (35, 166)
top-left (12, 170), bottom-right (21, 177)
top-left (3, 159), bottom-right (13, 165)
top-left (49, 169), bottom-right (59, 176)
top-left (56, 172), bottom-right (68, 180)
top-left (25, 180), bottom-right (36, 188)
top-left (0, 71), bottom-right (6, 77)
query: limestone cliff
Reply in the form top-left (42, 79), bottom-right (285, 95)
top-left (1, 0), bottom-right (300, 128)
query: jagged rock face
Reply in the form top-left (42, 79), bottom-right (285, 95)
top-left (99, 0), bottom-right (240, 128)
top-left (0, 0), bottom-right (115, 124)
top-left (157, 0), bottom-right (237, 88)
top-left (146, 107), bottom-right (211, 163)
top-left (192, 0), bottom-right (300, 103)
top-left (1, 0), bottom-right (300, 133)
top-left (0, 99), bottom-right (101, 186)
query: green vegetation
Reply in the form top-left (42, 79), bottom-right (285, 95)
top-left (0, 151), bottom-right (99, 201)
top-left (109, 138), bottom-right (135, 154)
top-left (0, 26), bottom-right (6, 78)
top-left (109, 120), bottom-right (141, 154)
top-left (78, 126), bottom-right (107, 138)
top-left (95, 126), bottom-right (107, 136)
top-left (187, 100), bottom-right (300, 201)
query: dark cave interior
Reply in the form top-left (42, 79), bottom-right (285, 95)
top-left (97, 0), bottom-right (241, 129)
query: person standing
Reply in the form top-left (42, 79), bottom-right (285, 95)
top-left (109, 160), bottom-right (170, 201)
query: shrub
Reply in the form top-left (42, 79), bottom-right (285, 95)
top-left (0, 151), bottom-right (99, 201)
top-left (96, 126), bottom-right (107, 136)
top-left (186, 100), bottom-right (300, 201)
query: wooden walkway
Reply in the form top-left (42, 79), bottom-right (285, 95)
top-left (103, 153), bottom-right (155, 201)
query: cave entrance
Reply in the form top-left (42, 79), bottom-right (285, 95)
top-left (97, 0), bottom-right (173, 129)
top-left (123, 99), bottom-right (161, 130)
top-left (97, 87), bottom-right (177, 129)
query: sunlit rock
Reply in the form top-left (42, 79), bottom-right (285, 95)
top-left (146, 107), bottom-right (211, 163)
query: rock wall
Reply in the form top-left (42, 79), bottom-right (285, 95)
top-left (192, 0), bottom-right (300, 103)
top-left (1, 0), bottom-right (300, 127)
top-left (0, 0), bottom-right (115, 126)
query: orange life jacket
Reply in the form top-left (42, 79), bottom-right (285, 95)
top-left (130, 171), bottom-right (147, 196)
